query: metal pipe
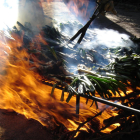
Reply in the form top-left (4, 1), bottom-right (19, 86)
top-left (76, 95), bottom-right (80, 114)
top-left (80, 94), bottom-right (140, 115)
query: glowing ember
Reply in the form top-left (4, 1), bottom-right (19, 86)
top-left (113, 123), bottom-right (120, 127)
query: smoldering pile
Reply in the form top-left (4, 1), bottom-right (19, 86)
top-left (1, 21), bottom-right (140, 140)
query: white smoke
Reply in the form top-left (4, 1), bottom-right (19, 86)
top-left (54, 19), bottom-right (135, 50)
top-left (83, 28), bottom-right (135, 49)
top-left (50, 1), bottom-right (135, 51)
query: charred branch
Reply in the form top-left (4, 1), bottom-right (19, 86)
top-left (69, 111), bottom-right (103, 140)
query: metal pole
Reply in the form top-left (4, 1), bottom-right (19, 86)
top-left (80, 94), bottom-right (140, 115)
top-left (76, 95), bottom-right (80, 114)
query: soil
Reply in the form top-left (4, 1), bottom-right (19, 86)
top-left (0, 109), bottom-right (58, 140)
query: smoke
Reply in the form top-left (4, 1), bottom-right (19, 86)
top-left (51, 0), bottom-right (136, 52)
top-left (55, 18), bottom-right (135, 50)
top-left (0, 0), bottom-right (137, 68)
top-left (51, 1), bottom-right (137, 71)
top-left (0, 0), bottom-right (46, 32)
top-left (17, 1), bottom-right (45, 32)
top-left (83, 28), bottom-right (135, 49)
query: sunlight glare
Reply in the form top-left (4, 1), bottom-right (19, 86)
top-left (0, 0), bottom-right (18, 30)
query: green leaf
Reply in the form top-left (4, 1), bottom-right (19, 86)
top-left (51, 83), bottom-right (58, 97)
top-left (70, 77), bottom-right (79, 86)
top-left (95, 101), bottom-right (98, 109)
top-left (60, 88), bottom-right (65, 101)
top-left (90, 100), bottom-right (94, 107)
top-left (66, 93), bottom-right (73, 103)
top-left (50, 47), bottom-right (58, 60)
top-left (86, 98), bottom-right (89, 104)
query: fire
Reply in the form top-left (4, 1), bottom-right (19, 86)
top-left (0, 1), bottom-right (138, 138)
top-left (0, 29), bottom-right (135, 136)
top-left (1, 30), bottom-right (138, 138)
top-left (0, 32), bottom-right (102, 132)
top-left (43, 0), bottom-right (90, 20)
top-left (67, 0), bottom-right (89, 17)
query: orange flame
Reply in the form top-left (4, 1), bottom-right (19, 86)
top-left (0, 0), bottom-right (136, 137)
top-left (0, 33), bottom-right (100, 132)
top-left (43, 0), bottom-right (90, 19)
top-left (0, 33), bottom-right (119, 134)
top-left (0, 31), bottom-right (130, 135)
top-left (67, 0), bottom-right (89, 17)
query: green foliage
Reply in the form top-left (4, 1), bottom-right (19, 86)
top-left (51, 53), bottom-right (140, 106)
